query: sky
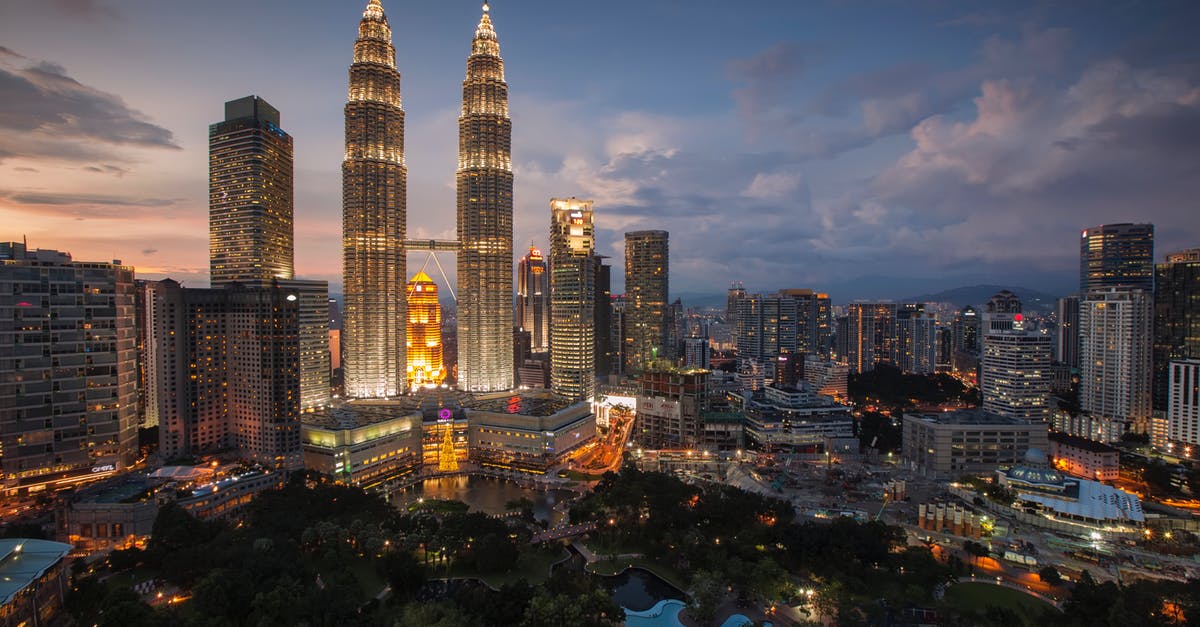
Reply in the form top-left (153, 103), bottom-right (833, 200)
top-left (1, 0), bottom-right (1198, 303)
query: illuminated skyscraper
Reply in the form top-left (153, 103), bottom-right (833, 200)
top-left (343, 0), bottom-right (407, 398)
top-left (1080, 287), bottom-right (1152, 441)
top-left (1153, 249), bottom-right (1200, 411)
top-left (1080, 223), bottom-right (1154, 293)
top-left (624, 230), bottom-right (669, 372)
top-left (981, 331), bottom-right (1053, 421)
top-left (407, 272), bottom-right (446, 388)
top-left (517, 245), bottom-right (549, 352)
top-left (457, 2), bottom-right (514, 392)
top-left (550, 198), bottom-right (595, 401)
top-left (209, 96), bottom-right (294, 287)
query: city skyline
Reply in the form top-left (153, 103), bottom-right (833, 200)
top-left (3, 1), bottom-right (1198, 299)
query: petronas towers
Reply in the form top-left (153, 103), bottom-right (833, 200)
top-left (342, 1), bottom-right (513, 398)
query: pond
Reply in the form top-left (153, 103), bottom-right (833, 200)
top-left (607, 568), bottom-right (687, 612)
top-left (390, 475), bottom-right (572, 526)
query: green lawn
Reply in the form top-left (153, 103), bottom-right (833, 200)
top-left (104, 566), bottom-right (159, 590)
top-left (347, 557), bottom-right (386, 597)
top-left (942, 582), bottom-right (1060, 624)
top-left (564, 470), bottom-right (606, 481)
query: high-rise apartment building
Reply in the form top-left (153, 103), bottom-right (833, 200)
top-left (1080, 223), bottom-right (1154, 293)
top-left (1056, 295), bottom-right (1080, 370)
top-left (897, 311), bottom-right (938, 375)
top-left (778, 289), bottom-right (832, 358)
top-left (406, 272), bottom-right (446, 388)
top-left (209, 95), bottom-right (294, 287)
top-left (343, 0), bottom-right (407, 398)
top-left (0, 246), bottom-right (137, 495)
top-left (624, 231), bottom-right (669, 373)
top-left (1080, 288), bottom-right (1153, 441)
top-left (456, 4), bottom-right (514, 392)
top-left (726, 282), bottom-right (747, 338)
top-left (516, 245), bottom-right (549, 353)
top-left (845, 303), bottom-right (899, 374)
top-left (549, 198), bottom-right (595, 402)
top-left (148, 279), bottom-right (302, 470)
top-left (1167, 359), bottom-right (1200, 451)
top-left (981, 331), bottom-right (1053, 421)
top-left (1153, 249), bottom-right (1200, 411)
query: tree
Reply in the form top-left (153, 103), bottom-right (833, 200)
top-left (689, 570), bottom-right (725, 624)
top-left (379, 549), bottom-right (426, 600)
top-left (522, 589), bottom-right (620, 627)
top-left (1038, 565), bottom-right (1063, 587)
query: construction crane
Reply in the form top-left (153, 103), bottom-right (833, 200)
top-left (875, 493), bottom-right (891, 522)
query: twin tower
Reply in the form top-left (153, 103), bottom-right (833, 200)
top-left (343, 0), bottom-right (512, 397)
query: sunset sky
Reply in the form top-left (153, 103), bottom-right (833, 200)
top-left (1, 0), bottom-right (1197, 300)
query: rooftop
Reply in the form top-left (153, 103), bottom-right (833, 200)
top-left (1048, 431), bottom-right (1119, 454)
top-left (905, 409), bottom-right (1033, 426)
top-left (465, 391), bottom-right (578, 417)
top-left (0, 539), bottom-right (72, 606)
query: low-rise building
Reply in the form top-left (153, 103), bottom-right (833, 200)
top-left (998, 449), bottom-right (1143, 530)
top-left (902, 409), bottom-right (1048, 478)
top-left (0, 539), bottom-right (72, 627)
top-left (468, 392), bottom-right (596, 473)
top-left (1048, 431), bottom-right (1119, 482)
top-left (301, 402), bottom-right (423, 488)
top-left (57, 476), bottom-right (160, 553)
top-left (744, 384), bottom-right (853, 453)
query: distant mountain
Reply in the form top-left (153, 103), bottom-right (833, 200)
top-left (905, 284), bottom-right (1062, 309)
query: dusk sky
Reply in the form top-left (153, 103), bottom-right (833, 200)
top-left (1, 0), bottom-right (1197, 301)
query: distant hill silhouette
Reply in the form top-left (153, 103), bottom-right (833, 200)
top-left (905, 284), bottom-right (1061, 309)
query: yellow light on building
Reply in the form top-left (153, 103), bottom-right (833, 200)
top-left (406, 271), bottom-right (446, 388)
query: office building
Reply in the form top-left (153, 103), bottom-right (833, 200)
top-left (801, 355), bottom-right (849, 401)
top-left (683, 336), bottom-right (710, 370)
top-left (148, 279), bottom-right (302, 470)
top-left (456, 3), bottom-right (514, 392)
top-left (1079, 288), bottom-right (1152, 441)
top-left (982, 290), bottom-right (1022, 334)
top-left (1080, 223), bottom-right (1154, 292)
top-left (981, 331), bottom-right (1053, 421)
top-left (343, 0), bottom-right (407, 398)
top-left (0, 539), bottom-right (73, 626)
top-left (406, 272), bottom-right (446, 388)
top-left (624, 230), bottom-right (669, 372)
top-left (611, 295), bottom-right (628, 376)
top-left (516, 245), bottom-right (549, 353)
top-left (209, 95), bottom-right (294, 287)
top-left (744, 384), bottom-right (854, 453)
top-left (549, 198), bottom-right (595, 402)
top-left (0, 247), bottom-right (137, 496)
top-left (1153, 249), bottom-right (1200, 411)
top-left (1056, 295), bottom-right (1080, 370)
top-left (634, 366), bottom-right (707, 449)
top-left (902, 410), bottom-right (1048, 478)
top-left (1167, 359), bottom-right (1200, 451)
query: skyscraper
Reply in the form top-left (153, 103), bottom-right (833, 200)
top-left (457, 3), bottom-right (514, 392)
top-left (209, 96), bottom-right (294, 287)
top-left (149, 279), bottom-right (302, 469)
top-left (624, 230), bottom-right (669, 372)
top-left (1056, 295), bottom-right (1080, 370)
top-left (1080, 288), bottom-right (1153, 441)
top-left (897, 311), bottom-right (938, 375)
top-left (1167, 359), bottom-right (1200, 451)
top-left (1153, 249), bottom-right (1200, 411)
top-left (343, 0), bottom-right (407, 398)
top-left (406, 272), bottom-right (446, 388)
top-left (1, 246), bottom-right (137, 495)
top-left (593, 255), bottom-right (614, 376)
top-left (845, 303), bottom-right (899, 374)
top-left (517, 245), bottom-right (549, 353)
top-left (981, 331), bottom-right (1053, 421)
top-left (1080, 223), bottom-right (1155, 293)
top-left (549, 198), bottom-right (595, 402)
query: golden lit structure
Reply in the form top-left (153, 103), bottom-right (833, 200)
top-left (517, 245), bottom-right (549, 352)
top-left (438, 424), bottom-right (459, 472)
top-left (209, 96), bottom-right (294, 287)
top-left (457, 2), bottom-right (514, 392)
top-left (343, 0), bottom-right (407, 398)
top-left (624, 230), bottom-right (669, 373)
top-left (550, 198), bottom-right (596, 401)
top-left (406, 271), bottom-right (446, 388)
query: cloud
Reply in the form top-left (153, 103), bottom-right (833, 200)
top-left (142, 248), bottom-right (158, 255)
top-left (0, 189), bottom-right (181, 218)
top-left (0, 50), bottom-right (178, 164)
top-left (728, 43), bottom-right (814, 141)
top-left (82, 164), bottom-right (129, 177)
top-left (46, 0), bottom-right (117, 19)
